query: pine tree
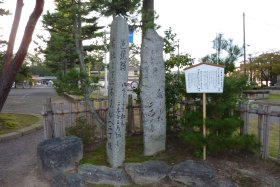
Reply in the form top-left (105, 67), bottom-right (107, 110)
top-left (0, 0), bottom-right (44, 111)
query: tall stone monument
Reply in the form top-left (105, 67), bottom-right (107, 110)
top-left (107, 16), bottom-right (129, 167)
top-left (140, 29), bottom-right (166, 156)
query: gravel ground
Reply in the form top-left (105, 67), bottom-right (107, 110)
top-left (0, 129), bottom-right (49, 187)
top-left (0, 87), bottom-right (69, 187)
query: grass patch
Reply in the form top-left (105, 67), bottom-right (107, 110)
top-left (264, 94), bottom-right (280, 102)
top-left (81, 134), bottom-right (192, 166)
top-left (269, 123), bottom-right (280, 158)
top-left (0, 113), bottom-right (39, 135)
top-left (81, 141), bottom-right (108, 166)
top-left (268, 94), bottom-right (280, 100)
top-left (249, 117), bottom-right (279, 158)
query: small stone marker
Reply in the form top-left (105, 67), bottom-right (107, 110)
top-left (106, 16), bottom-right (129, 167)
top-left (141, 29), bottom-right (166, 156)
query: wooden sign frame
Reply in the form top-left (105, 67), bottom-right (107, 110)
top-left (184, 62), bottom-right (225, 160)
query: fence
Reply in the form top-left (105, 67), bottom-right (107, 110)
top-left (239, 102), bottom-right (280, 160)
top-left (42, 96), bottom-right (280, 161)
top-left (168, 98), bottom-right (280, 160)
top-left (41, 95), bottom-right (142, 141)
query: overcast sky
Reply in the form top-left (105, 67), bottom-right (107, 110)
top-left (0, 0), bottom-right (55, 54)
top-left (1, 0), bottom-right (280, 63)
top-left (155, 0), bottom-right (280, 62)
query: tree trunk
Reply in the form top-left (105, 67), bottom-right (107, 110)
top-left (72, 0), bottom-right (105, 126)
top-left (73, 0), bottom-right (86, 72)
top-left (0, 0), bottom-right (44, 111)
top-left (142, 0), bottom-right (154, 37)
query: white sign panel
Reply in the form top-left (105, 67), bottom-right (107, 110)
top-left (185, 63), bottom-right (224, 93)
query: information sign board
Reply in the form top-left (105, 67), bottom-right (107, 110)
top-left (184, 63), bottom-right (224, 93)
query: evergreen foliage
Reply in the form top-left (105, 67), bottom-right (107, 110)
top-left (163, 29), bottom-right (258, 157)
top-left (0, 1), bottom-right (9, 16)
top-left (41, 0), bottom-right (104, 94)
top-left (54, 68), bottom-right (98, 95)
top-left (201, 34), bottom-right (243, 74)
top-left (179, 74), bottom-right (259, 157)
top-left (29, 64), bottom-right (53, 77)
top-left (97, 0), bottom-right (141, 17)
top-left (43, 32), bottom-right (77, 75)
top-left (15, 64), bottom-right (32, 83)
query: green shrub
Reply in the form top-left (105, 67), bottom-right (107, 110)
top-left (230, 134), bottom-right (260, 154)
top-left (179, 131), bottom-right (204, 158)
top-left (66, 117), bottom-right (95, 146)
top-left (178, 73), bottom-right (260, 157)
top-left (179, 113), bottom-right (259, 157)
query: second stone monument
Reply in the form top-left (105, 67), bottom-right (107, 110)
top-left (141, 29), bottom-right (166, 156)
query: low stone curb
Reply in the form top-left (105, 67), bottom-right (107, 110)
top-left (78, 161), bottom-right (237, 187)
top-left (0, 113), bottom-right (43, 142)
top-left (37, 137), bottom-right (238, 187)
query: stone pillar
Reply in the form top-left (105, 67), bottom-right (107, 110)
top-left (141, 29), bottom-right (166, 156)
top-left (106, 16), bottom-right (129, 167)
top-left (276, 75), bottom-right (280, 86)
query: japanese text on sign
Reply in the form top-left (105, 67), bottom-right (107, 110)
top-left (185, 63), bottom-right (224, 93)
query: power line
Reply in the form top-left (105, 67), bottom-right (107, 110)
top-left (245, 14), bottom-right (280, 30)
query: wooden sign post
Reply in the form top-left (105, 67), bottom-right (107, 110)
top-left (203, 93), bottom-right (206, 160)
top-left (184, 62), bottom-right (224, 160)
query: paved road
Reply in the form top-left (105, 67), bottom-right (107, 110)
top-left (0, 87), bottom-right (69, 187)
top-left (2, 87), bottom-right (63, 114)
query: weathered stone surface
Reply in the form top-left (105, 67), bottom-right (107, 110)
top-left (141, 29), bottom-right (166, 156)
top-left (124, 160), bottom-right (170, 185)
top-left (276, 75), bottom-right (280, 86)
top-left (37, 136), bottom-right (83, 178)
top-left (203, 179), bottom-right (237, 187)
top-left (51, 172), bottom-right (84, 187)
top-left (169, 160), bottom-right (216, 186)
top-left (79, 164), bottom-right (130, 186)
top-left (106, 16), bottom-right (129, 167)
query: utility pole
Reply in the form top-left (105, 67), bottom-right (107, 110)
top-left (248, 54), bottom-right (253, 82)
top-left (243, 12), bottom-right (246, 74)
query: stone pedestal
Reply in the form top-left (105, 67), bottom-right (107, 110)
top-left (106, 16), bottom-right (129, 167)
top-left (140, 29), bottom-right (166, 156)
